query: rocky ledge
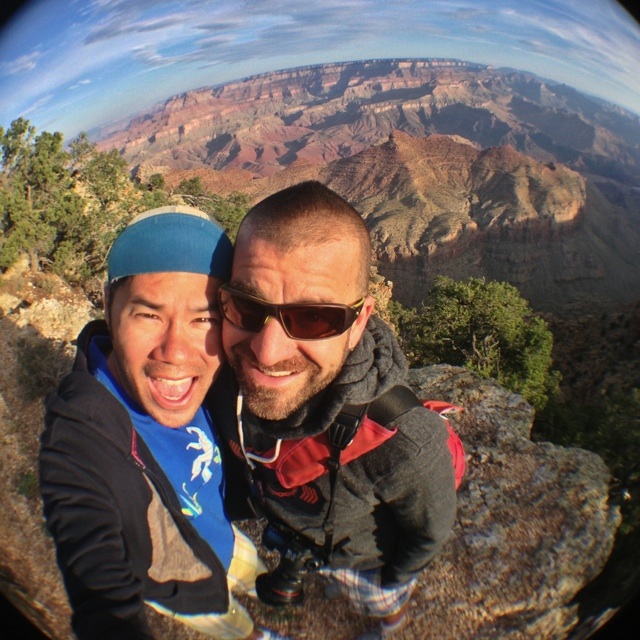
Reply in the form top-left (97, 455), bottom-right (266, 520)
top-left (0, 270), bottom-right (620, 639)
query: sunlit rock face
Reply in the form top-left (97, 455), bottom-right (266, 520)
top-left (153, 128), bottom-right (637, 315)
top-left (97, 58), bottom-right (640, 188)
top-left (0, 273), bottom-right (621, 640)
top-left (406, 365), bottom-right (620, 640)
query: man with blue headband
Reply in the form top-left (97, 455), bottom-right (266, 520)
top-left (40, 206), bottom-right (286, 640)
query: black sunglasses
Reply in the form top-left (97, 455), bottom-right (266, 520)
top-left (219, 285), bottom-right (365, 340)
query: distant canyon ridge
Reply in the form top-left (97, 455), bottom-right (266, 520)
top-left (96, 59), bottom-right (640, 314)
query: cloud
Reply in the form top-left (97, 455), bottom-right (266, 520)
top-left (69, 79), bottom-right (91, 90)
top-left (0, 50), bottom-right (41, 76)
top-left (517, 38), bottom-right (548, 53)
top-left (195, 21), bottom-right (243, 33)
top-left (132, 44), bottom-right (178, 67)
top-left (85, 15), bottom-right (184, 44)
top-left (20, 93), bottom-right (54, 117)
top-left (449, 7), bottom-right (492, 21)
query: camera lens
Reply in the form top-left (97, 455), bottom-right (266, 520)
top-left (255, 526), bottom-right (325, 606)
top-left (255, 569), bottom-right (304, 606)
top-left (305, 557), bottom-right (324, 571)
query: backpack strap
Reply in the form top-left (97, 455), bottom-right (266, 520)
top-left (328, 402), bottom-right (369, 450)
top-left (322, 402), bottom-right (368, 559)
top-left (366, 385), bottom-right (424, 425)
top-left (322, 386), bottom-right (424, 559)
top-left (329, 385), bottom-right (422, 449)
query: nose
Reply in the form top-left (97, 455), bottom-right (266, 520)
top-left (153, 321), bottom-right (190, 364)
top-left (249, 316), bottom-right (298, 366)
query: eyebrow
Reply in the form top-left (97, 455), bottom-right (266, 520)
top-left (128, 296), bottom-right (162, 310)
top-left (128, 296), bottom-right (218, 314)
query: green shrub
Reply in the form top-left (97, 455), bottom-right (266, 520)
top-left (1, 120), bottom-right (251, 291)
top-left (390, 276), bottom-right (559, 410)
top-left (16, 470), bottom-right (39, 500)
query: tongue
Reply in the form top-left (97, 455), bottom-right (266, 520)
top-left (154, 378), bottom-right (192, 399)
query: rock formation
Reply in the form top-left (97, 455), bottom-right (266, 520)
top-left (95, 59), bottom-right (640, 315)
top-left (316, 133), bottom-right (639, 314)
top-left (0, 269), bottom-right (621, 639)
top-left (96, 58), bottom-right (640, 188)
top-left (174, 131), bottom-right (638, 315)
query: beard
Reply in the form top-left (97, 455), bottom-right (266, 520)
top-left (228, 339), bottom-right (349, 421)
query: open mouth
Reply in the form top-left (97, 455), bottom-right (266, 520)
top-left (151, 376), bottom-right (196, 403)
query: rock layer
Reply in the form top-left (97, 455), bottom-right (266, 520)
top-left (97, 58), bottom-right (640, 187)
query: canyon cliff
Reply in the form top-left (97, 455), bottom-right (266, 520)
top-left (152, 131), bottom-right (639, 315)
top-left (98, 59), bottom-right (640, 314)
top-left (97, 58), bottom-right (640, 188)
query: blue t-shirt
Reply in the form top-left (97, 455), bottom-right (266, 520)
top-left (89, 336), bottom-right (234, 570)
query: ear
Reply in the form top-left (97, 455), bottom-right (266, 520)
top-left (347, 295), bottom-right (375, 350)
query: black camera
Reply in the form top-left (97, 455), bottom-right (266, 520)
top-left (255, 523), bottom-right (325, 606)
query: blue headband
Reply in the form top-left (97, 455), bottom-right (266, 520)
top-left (107, 206), bottom-right (233, 282)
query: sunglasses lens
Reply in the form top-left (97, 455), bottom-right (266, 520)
top-left (282, 306), bottom-right (348, 339)
top-left (220, 290), bottom-right (266, 332)
top-left (220, 287), bottom-right (361, 340)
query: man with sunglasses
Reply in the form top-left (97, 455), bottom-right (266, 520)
top-left (40, 206), bottom-right (287, 640)
top-left (214, 182), bottom-right (457, 639)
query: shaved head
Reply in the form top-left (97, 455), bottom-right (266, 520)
top-left (237, 181), bottom-right (371, 295)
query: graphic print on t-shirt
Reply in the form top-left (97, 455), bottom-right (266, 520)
top-left (180, 426), bottom-right (221, 517)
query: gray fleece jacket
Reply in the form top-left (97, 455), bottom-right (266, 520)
top-left (213, 315), bottom-right (457, 585)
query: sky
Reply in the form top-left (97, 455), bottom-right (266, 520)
top-left (1, 0), bottom-right (639, 141)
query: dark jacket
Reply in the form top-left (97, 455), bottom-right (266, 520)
top-left (39, 320), bottom-right (247, 640)
top-left (212, 315), bottom-right (457, 586)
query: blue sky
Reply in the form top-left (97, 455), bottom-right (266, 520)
top-left (1, 0), bottom-right (639, 141)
